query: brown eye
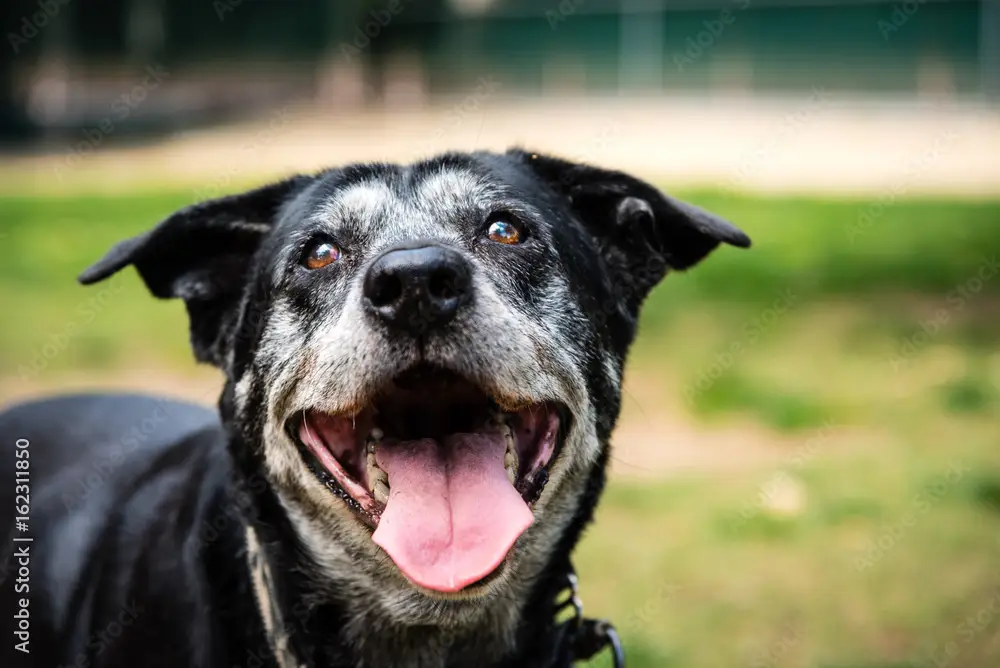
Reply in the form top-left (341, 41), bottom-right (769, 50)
top-left (303, 240), bottom-right (341, 269)
top-left (486, 218), bottom-right (523, 245)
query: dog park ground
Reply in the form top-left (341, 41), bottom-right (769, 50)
top-left (2, 96), bottom-right (999, 667)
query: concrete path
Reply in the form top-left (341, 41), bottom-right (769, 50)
top-left (5, 94), bottom-right (999, 197)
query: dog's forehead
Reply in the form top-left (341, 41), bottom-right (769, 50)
top-left (306, 164), bottom-right (510, 245)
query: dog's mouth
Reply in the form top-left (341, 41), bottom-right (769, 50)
top-left (289, 365), bottom-right (568, 593)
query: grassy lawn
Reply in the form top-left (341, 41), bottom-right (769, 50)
top-left (577, 298), bottom-right (1000, 666)
top-left (2, 188), bottom-right (999, 666)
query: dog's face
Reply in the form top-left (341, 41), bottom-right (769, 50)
top-left (81, 150), bottom-right (748, 631)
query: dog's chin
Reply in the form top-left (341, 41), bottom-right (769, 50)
top-left (284, 364), bottom-right (569, 597)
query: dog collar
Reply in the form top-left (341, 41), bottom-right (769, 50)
top-left (244, 525), bottom-right (624, 668)
top-left (544, 569), bottom-right (626, 668)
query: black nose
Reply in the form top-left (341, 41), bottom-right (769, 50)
top-left (363, 245), bottom-right (472, 334)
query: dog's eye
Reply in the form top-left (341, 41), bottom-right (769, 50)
top-left (486, 218), bottom-right (523, 245)
top-left (303, 240), bottom-right (342, 269)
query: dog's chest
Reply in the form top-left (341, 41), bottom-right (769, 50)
top-left (342, 612), bottom-right (517, 668)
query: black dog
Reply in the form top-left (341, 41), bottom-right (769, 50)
top-left (1, 150), bottom-right (749, 668)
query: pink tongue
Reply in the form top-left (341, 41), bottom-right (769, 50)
top-left (372, 433), bottom-right (533, 593)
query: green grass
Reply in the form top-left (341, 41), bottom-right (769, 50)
top-left (576, 446), bottom-right (1000, 667)
top-left (3, 188), bottom-right (1000, 666)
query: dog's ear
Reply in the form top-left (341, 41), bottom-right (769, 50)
top-left (511, 149), bottom-right (750, 307)
top-left (79, 175), bottom-right (313, 366)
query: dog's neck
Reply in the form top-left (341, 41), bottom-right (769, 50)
top-left (238, 484), bottom-right (579, 668)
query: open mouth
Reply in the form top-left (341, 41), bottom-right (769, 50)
top-left (290, 365), bottom-right (567, 593)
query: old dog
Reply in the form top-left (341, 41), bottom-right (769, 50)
top-left (0, 149), bottom-right (749, 667)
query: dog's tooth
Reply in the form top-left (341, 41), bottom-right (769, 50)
top-left (505, 457), bottom-right (517, 485)
top-left (504, 446), bottom-right (517, 467)
top-left (372, 479), bottom-right (390, 505)
top-left (367, 451), bottom-right (387, 481)
top-left (366, 444), bottom-right (390, 499)
top-left (504, 416), bottom-right (519, 480)
top-left (504, 435), bottom-right (518, 484)
top-left (494, 416), bottom-right (511, 438)
top-left (502, 423), bottom-right (515, 449)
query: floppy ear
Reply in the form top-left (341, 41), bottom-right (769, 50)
top-left (510, 149), bottom-right (750, 309)
top-left (79, 175), bottom-right (313, 367)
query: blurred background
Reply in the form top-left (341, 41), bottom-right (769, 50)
top-left (2, 1), bottom-right (1000, 666)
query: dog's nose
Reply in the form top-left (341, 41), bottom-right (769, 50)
top-left (363, 245), bottom-right (472, 334)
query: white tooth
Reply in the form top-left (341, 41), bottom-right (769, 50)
top-left (373, 480), bottom-right (390, 504)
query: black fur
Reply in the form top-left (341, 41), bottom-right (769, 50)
top-left (1, 150), bottom-right (749, 668)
